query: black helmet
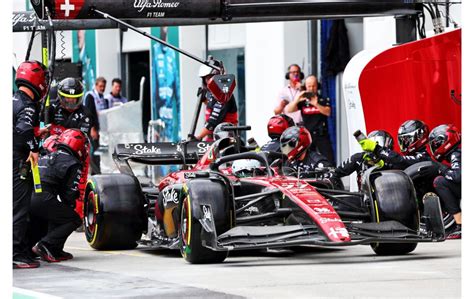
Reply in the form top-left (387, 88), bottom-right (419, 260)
top-left (58, 77), bottom-right (84, 112)
top-left (213, 122), bottom-right (235, 141)
top-left (368, 130), bottom-right (394, 150)
top-left (397, 119), bottom-right (429, 154)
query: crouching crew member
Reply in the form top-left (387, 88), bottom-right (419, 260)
top-left (333, 130), bottom-right (394, 187)
top-left (358, 119), bottom-right (433, 169)
top-left (429, 124), bottom-right (462, 239)
top-left (44, 77), bottom-right (95, 219)
top-left (30, 129), bottom-right (88, 262)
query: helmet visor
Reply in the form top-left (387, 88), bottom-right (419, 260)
top-left (398, 131), bottom-right (416, 152)
top-left (280, 139), bottom-right (297, 156)
top-left (58, 90), bottom-right (84, 111)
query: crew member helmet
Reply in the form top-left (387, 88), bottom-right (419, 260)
top-left (429, 124), bottom-right (461, 161)
top-left (57, 129), bottom-right (88, 161)
top-left (397, 119), bottom-right (429, 154)
top-left (15, 60), bottom-right (49, 101)
top-left (280, 126), bottom-right (312, 161)
top-left (267, 114), bottom-right (295, 139)
top-left (213, 122), bottom-right (235, 141)
top-left (368, 130), bottom-right (394, 150)
top-left (58, 77), bottom-right (85, 112)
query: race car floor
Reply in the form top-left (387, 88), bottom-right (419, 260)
top-left (14, 232), bottom-right (461, 298)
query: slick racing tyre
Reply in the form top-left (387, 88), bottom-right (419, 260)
top-left (179, 178), bottom-right (233, 264)
top-left (370, 171), bottom-right (419, 255)
top-left (84, 174), bottom-right (146, 250)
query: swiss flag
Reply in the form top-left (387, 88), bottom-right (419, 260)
top-left (55, 0), bottom-right (84, 19)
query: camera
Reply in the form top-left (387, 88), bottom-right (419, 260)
top-left (302, 92), bottom-right (315, 98)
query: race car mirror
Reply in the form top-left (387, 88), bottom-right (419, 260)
top-left (207, 74), bottom-right (236, 104)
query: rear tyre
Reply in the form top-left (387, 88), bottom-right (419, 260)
top-left (370, 171), bottom-right (419, 255)
top-left (84, 174), bottom-right (146, 250)
top-left (179, 179), bottom-right (232, 264)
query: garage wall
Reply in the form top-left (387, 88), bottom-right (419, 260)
top-left (96, 29), bottom-right (121, 94)
top-left (179, 25), bottom-right (207, 138)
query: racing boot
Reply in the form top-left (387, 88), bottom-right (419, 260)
top-left (446, 224), bottom-right (461, 240)
top-left (13, 255), bottom-right (40, 269)
top-left (32, 241), bottom-right (61, 263)
top-left (56, 250), bottom-right (74, 261)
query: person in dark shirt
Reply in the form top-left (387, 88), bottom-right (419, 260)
top-left (359, 120), bottom-right (433, 170)
top-left (31, 129), bottom-right (87, 262)
top-left (195, 59), bottom-right (238, 141)
top-left (13, 60), bottom-right (49, 269)
top-left (83, 76), bottom-right (106, 174)
top-left (280, 126), bottom-right (332, 179)
top-left (46, 77), bottom-right (96, 137)
top-left (285, 75), bottom-right (334, 164)
top-left (44, 77), bottom-right (95, 219)
top-left (429, 124), bottom-right (462, 239)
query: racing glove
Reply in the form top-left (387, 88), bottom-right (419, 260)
top-left (363, 153), bottom-right (384, 168)
top-left (358, 138), bottom-right (377, 152)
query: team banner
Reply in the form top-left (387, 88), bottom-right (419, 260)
top-left (72, 29), bottom-right (97, 92)
top-left (150, 26), bottom-right (181, 142)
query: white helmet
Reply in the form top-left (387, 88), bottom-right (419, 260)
top-left (231, 159), bottom-right (261, 178)
top-left (198, 57), bottom-right (223, 77)
top-left (213, 122), bottom-right (235, 141)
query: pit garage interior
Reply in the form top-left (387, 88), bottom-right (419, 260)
top-left (8, 0), bottom-right (469, 298)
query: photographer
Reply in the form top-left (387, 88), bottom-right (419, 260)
top-left (285, 75), bottom-right (334, 165)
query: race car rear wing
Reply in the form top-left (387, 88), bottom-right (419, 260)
top-left (112, 141), bottom-right (211, 175)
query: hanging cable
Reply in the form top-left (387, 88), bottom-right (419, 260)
top-left (25, 18), bottom-right (38, 61)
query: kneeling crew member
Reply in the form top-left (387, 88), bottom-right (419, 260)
top-left (358, 119), bottom-right (433, 169)
top-left (30, 129), bottom-right (87, 262)
top-left (261, 114), bottom-right (295, 153)
top-left (429, 124), bottom-right (462, 239)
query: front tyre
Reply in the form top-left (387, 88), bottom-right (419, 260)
top-left (179, 179), bottom-right (232, 264)
top-left (369, 171), bottom-right (419, 255)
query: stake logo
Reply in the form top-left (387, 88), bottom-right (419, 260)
top-left (55, 0), bottom-right (84, 19)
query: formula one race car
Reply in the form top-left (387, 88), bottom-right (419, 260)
top-left (83, 126), bottom-right (446, 264)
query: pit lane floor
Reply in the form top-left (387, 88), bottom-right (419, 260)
top-left (14, 232), bottom-right (461, 298)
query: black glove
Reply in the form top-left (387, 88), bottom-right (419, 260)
top-left (417, 165), bottom-right (435, 178)
top-left (187, 134), bottom-right (199, 142)
top-left (438, 163), bottom-right (449, 176)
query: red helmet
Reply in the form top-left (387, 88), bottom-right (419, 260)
top-left (429, 124), bottom-right (461, 161)
top-left (43, 134), bottom-right (60, 153)
top-left (267, 114), bottom-right (295, 139)
top-left (280, 126), bottom-right (312, 161)
top-left (397, 119), bottom-right (429, 154)
top-left (57, 129), bottom-right (88, 161)
top-left (15, 60), bottom-right (49, 101)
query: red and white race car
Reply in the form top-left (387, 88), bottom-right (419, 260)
top-left (83, 127), bottom-right (445, 264)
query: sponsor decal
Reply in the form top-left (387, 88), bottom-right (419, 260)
top-left (55, 0), bottom-right (84, 19)
top-left (162, 188), bottom-right (179, 206)
top-left (197, 142), bottom-right (210, 154)
top-left (313, 207), bottom-right (332, 214)
top-left (320, 217), bottom-right (343, 224)
top-left (130, 144), bottom-right (162, 155)
top-left (202, 205), bottom-right (212, 221)
top-left (134, 0), bottom-right (180, 13)
top-left (328, 227), bottom-right (349, 238)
